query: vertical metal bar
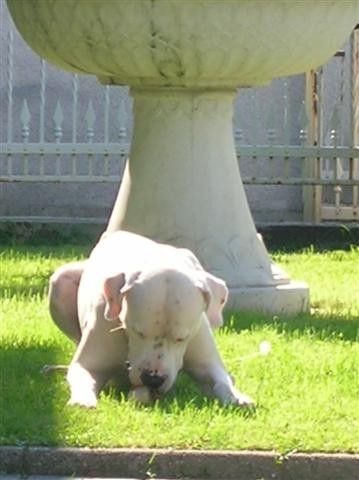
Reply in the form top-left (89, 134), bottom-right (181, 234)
top-left (354, 28), bottom-right (359, 145)
top-left (250, 90), bottom-right (259, 178)
top-left (53, 100), bottom-right (63, 176)
top-left (312, 70), bottom-right (321, 221)
top-left (6, 20), bottom-right (13, 176)
top-left (39, 59), bottom-right (46, 175)
top-left (56, 155), bottom-right (61, 176)
top-left (54, 100), bottom-right (64, 142)
top-left (353, 27), bottom-right (359, 213)
top-left (234, 128), bottom-right (243, 171)
top-left (6, 21), bottom-right (13, 143)
top-left (234, 128), bottom-right (243, 146)
top-left (118, 92), bottom-right (127, 144)
top-left (348, 156), bottom-right (358, 214)
top-left (72, 74), bottom-right (79, 176)
top-left (303, 71), bottom-right (321, 222)
top-left (85, 100), bottom-right (96, 177)
top-left (266, 100), bottom-right (276, 179)
top-left (266, 103), bottom-right (276, 146)
top-left (20, 100), bottom-right (31, 141)
top-left (299, 99), bottom-right (308, 185)
top-left (39, 59), bottom-right (46, 142)
top-left (72, 74), bottom-right (78, 143)
top-left (72, 153), bottom-right (77, 176)
top-left (336, 51), bottom-right (346, 216)
top-left (331, 110), bottom-right (343, 214)
top-left (353, 157), bottom-right (359, 211)
top-left (103, 86), bottom-right (110, 175)
top-left (88, 155), bottom-right (93, 177)
top-left (233, 93), bottom-right (243, 149)
top-left (20, 99), bottom-right (31, 176)
top-left (86, 100), bottom-right (95, 143)
top-left (103, 153), bottom-right (109, 177)
top-left (104, 85), bottom-right (110, 143)
top-left (117, 91), bottom-right (128, 179)
top-left (283, 79), bottom-right (289, 144)
top-left (250, 90), bottom-right (259, 147)
top-left (282, 79), bottom-right (291, 180)
top-left (24, 155), bottom-right (29, 176)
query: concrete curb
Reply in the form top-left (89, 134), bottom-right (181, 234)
top-left (1, 446), bottom-right (359, 480)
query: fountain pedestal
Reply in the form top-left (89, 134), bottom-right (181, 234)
top-left (107, 88), bottom-right (308, 313)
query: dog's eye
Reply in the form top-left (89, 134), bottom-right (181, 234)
top-left (175, 337), bottom-right (185, 343)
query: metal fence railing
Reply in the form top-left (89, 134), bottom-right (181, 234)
top-left (0, 0), bottom-right (358, 224)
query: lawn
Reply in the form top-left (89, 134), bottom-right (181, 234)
top-left (0, 241), bottom-right (358, 454)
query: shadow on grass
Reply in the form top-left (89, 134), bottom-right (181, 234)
top-left (259, 224), bottom-right (359, 253)
top-left (225, 310), bottom-right (359, 342)
top-left (124, 372), bottom-right (257, 417)
top-left (0, 222), bottom-right (100, 247)
top-left (0, 345), bottom-right (65, 446)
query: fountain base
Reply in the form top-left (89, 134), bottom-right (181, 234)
top-left (107, 88), bottom-right (309, 314)
top-left (228, 282), bottom-right (309, 315)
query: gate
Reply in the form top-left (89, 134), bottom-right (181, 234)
top-left (301, 28), bottom-right (359, 222)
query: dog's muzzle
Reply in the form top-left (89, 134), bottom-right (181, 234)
top-left (140, 370), bottom-right (167, 390)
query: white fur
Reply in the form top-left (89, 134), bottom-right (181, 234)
top-left (49, 231), bottom-right (253, 408)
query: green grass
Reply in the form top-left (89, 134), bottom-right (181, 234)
top-left (0, 243), bottom-right (358, 453)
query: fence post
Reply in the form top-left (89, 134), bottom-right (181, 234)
top-left (353, 26), bottom-right (359, 214)
top-left (303, 70), bottom-right (321, 222)
top-left (354, 26), bottom-right (359, 146)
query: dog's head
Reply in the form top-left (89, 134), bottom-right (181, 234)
top-left (103, 268), bottom-right (211, 395)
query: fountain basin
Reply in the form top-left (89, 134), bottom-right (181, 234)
top-left (6, 0), bottom-right (358, 88)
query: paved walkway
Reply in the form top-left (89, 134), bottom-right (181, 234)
top-left (1, 476), bottom-right (231, 480)
top-left (0, 477), bottom-right (163, 480)
top-left (0, 477), bottom-right (162, 480)
top-left (0, 476), bottom-right (245, 480)
top-left (1, 446), bottom-right (359, 480)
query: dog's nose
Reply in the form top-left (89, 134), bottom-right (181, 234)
top-left (140, 370), bottom-right (166, 389)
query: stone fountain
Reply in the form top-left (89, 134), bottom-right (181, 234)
top-left (7, 0), bottom-right (358, 313)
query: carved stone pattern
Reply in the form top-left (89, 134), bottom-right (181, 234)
top-left (8, 0), bottom-right (359, 88)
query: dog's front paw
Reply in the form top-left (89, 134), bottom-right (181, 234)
top-left (214, 382), bottom-right (255, 409)
top-left (233, 391), bottom-right (255, 409)
top-left (67, 391), bottom-right (97, 408)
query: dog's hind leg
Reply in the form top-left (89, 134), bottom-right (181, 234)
top-left (49, 261), bottom-right (87, 344)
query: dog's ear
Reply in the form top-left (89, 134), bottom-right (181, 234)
top-left (204, 273), bottom-right (229, 307)
top-left (103, 271), bottom-right (141, 321)
top-left (194, 276), bottom-right (212, 312)
top-left (199, 272), bottom-right (228, 329)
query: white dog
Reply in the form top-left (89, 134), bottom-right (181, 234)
top-left (49, 231), bottom-right (253, 408)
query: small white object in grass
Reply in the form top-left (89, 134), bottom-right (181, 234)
top-left (259, 341), bottom-right (272, 356)
top-left (128, 386), bottom-right (153, 406)
top-left (236, 340), bottom-right (272, 362)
